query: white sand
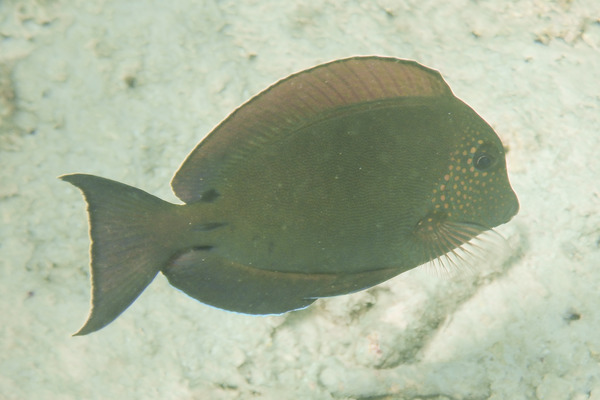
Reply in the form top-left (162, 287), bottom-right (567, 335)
top-left (1, 0), bottom-right (599, 399)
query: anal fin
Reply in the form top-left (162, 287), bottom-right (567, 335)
top-left (162, 249), bottom-right (401, 315)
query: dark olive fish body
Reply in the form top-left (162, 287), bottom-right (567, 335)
top-left (62, 57), bottom-right (519, 335)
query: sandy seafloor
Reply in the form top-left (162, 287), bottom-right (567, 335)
top-left (1, 0), bottom-right (599, 399)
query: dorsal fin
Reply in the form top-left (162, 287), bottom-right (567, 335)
top-left (172, 56), bottom-right (455, 203)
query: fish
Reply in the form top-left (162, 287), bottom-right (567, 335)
top-left (61, 56), bottom-right (519, 335)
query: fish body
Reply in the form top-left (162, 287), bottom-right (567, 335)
top-left (62, 57), bottom-right (519, 335)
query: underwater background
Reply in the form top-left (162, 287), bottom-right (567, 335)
top-left (1, 0), bottom-right (599, 399)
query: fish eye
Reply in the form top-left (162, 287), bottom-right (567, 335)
top-left (472, 143), bottom-right (498, 171)
top-left (474, 153), bottom-right (492, 170)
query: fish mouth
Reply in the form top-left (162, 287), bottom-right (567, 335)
top-left (504, 195), bottom-right (520, 222)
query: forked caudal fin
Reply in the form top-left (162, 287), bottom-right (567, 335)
top-left (61, 174), bottom-right (176, 335)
